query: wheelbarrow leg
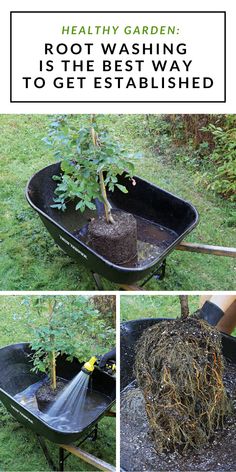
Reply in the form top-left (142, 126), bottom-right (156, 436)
top-left (59, 447), bottom-right (64, 472)
top-left (91, 272), bottom-right (104, 290)
top-left (92, 423), bottom-right (98, 441)
top-left (140, 259), bottom-right (166, 287)
top-left (153, 259), bottom-right (166, 281)
top-left (37, 435), bottom-right (57, 471)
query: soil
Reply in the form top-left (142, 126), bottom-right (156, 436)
top-left (120, 361), bottom-right (236, 471)
top-left (36, 378), bottom-right (67, 412)
top-left (87, 210), bottom-right (137, 265)
top-left (74, 212), bottom-right (177, 268)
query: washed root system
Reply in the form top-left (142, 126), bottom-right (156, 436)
top-left (135, 316), bottom-right (231, 453)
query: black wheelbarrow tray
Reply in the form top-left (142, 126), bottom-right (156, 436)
top-left (26, 162), bottom-right (199, 285)
top-left (0, 343), bottom-right (116, 445)
top-left (120, 318), bottom-right (236, 471)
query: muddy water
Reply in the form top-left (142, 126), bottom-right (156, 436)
top-left (132, 216), bottom-right (177, 268)
top-left (120, 361), bottom-right (236, 471)
top-left (74, 214), bottom-right (177, 268)
top-left (14, 378), bottom-right (111, 432)
top-left (53, 198), bottom-right (178, 268)
top-left (45, 389), bottom-right (111, 432)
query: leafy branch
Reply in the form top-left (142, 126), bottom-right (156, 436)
top-left (43, 115), bottom-right (137, 222)
top-left (21, 296), bottom-right (115, 389)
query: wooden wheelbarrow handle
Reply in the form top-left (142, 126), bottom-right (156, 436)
top-left (176, 242), bottom-right (236, 258)
top-left (60, 444), bottom-right (116, 472)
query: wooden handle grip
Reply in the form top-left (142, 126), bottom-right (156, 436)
top-left (176, 242), bottom-right (236, 258)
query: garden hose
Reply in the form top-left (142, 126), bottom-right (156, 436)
top-left (82, 356), bottom-right (98, 375)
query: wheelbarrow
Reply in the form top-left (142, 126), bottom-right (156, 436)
top-left (0, 343), bottom-right (116, 471)
top-left (26, 163), bottom-right (236, 290)
top-left (120, 317), bottom-right (236, 471)
top-left (26, 162), bottom-right (199, 289)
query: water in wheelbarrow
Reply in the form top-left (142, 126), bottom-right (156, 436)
top-left (74, 214), bottom-right (177, 268)
top-left (14, 373), bottom-right (111, 432)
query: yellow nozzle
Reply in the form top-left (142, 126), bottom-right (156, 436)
top-left (82, 356), bottom-right (97, 375)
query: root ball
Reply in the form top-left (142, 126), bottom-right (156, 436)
top-left (135, 316), bottom-right (231, 453)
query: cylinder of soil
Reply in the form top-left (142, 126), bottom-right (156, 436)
top-left (36, 379), bottom-right (67, 412)
top-left (87, 210), bottom-right (137, 265)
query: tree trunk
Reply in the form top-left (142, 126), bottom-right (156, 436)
top-left (90, 116), bottom-right (114, 224)
top-left (48, 299), bottom-right (57, 390)
top-left (179, 295), bottom-right (189, 319)
top-left (98, 171), bottom-right (115, 224)
top-left (50, 351), bottom-right (57, 391)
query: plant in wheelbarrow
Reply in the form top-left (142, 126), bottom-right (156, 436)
top-left (44, 114), bottom-right (138, 265)
top-left (23, 296), bottom-right (115, 412)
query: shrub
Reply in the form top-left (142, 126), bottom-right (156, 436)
top-left (201, 124), bottom-right (236, 201)
top-left (43, 115), bottom-right (135, 223)
top-left (22, 296), bottom-right (115, 389)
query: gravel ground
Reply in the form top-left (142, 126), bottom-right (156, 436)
top-left (121, 361), bottom-right (236, 471)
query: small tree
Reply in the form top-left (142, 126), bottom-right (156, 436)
top-left (44, 115), bottom-right (136, 224)
top-left (22, 296), bottom-right (115, 390)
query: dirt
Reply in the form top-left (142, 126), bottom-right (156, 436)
top-left (120, 361), bottom-right (236, 471)
top-left (87, 210), bottom-right (137, 264)
top-left (74, 212), bottom-right (177, 268)
top-left (36, 378), bottom-right (67, 412)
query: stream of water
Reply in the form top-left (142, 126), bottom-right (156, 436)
top-left (45, 371), bottom-right (89, 430)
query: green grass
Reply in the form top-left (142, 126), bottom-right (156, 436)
top-left (0, 296), bottom-right (116, 471)
top-left (120, 294), bottom-right (236, 336)
top-left (0, 408), bottom-right (115, 472)
top-left (0, 114), bottom-right (235, 290)
top-left (120, 294), bottom-right (199, 321)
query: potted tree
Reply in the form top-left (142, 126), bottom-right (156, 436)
top-left (23, 296), bottom-right (115, 411)
top-left (44, 115), bottom-right (138, 265)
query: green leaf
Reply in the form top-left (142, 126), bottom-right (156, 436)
top-left (75, 201), bottom-right (85, 211)
top-left (61, 160), bottom-right (73, 174)
top-left (85, 201), bottom-right (96, 210)
top-left (116, 184), bottom-right (128, 193)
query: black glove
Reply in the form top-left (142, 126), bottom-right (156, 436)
top-left (98, 348), bottom-right (116, 368)
top-left (199, 301), bottom-right (224, 326)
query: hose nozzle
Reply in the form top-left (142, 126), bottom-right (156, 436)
top-left (82, 356), bottom-right (97, 375)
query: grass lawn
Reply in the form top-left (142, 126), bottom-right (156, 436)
top-left (120, 294), bottom-right (236, 336)
top-left (120, 294), bottom-right (199, 321)
top-left (0, 296), bottom-right (116, 471)
top-left (0, 114), bottom-right (235, 290)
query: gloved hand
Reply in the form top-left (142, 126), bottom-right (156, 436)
top-left (199, 301), bottom-right (224, 326)
top-left (98, 347), bottom-right (116, 368)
